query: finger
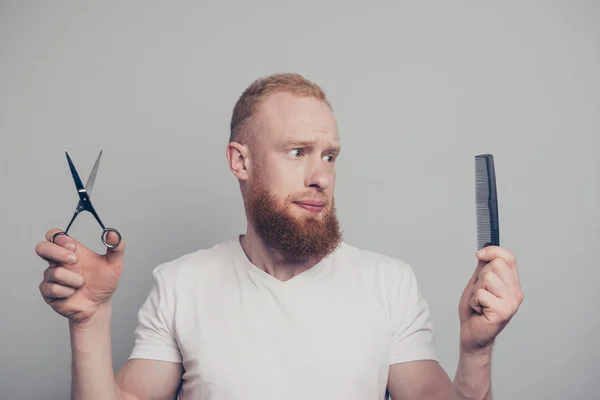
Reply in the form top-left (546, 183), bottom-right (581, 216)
top-left (35, 241), bottom-right (78, 265)
top-left (44, 266), bottom-right (85, 289)
top-left (46, 228), bottom-right (66, 242)
top-left (45, 228), bottom-right (81, 251)
top-left (482, 258), bottom-right (519, 291)
top-left (476, 246), bottom-right (517, 268)
top-left (470, 288), bottom-right (502, 315)
top-left (104, 231), bottom-right (125, 265)
top-left (474, 270), bottom-right (511, 300)
top-left (475, 246), bottom-right (520, 289)
top-left (39, 281), bottom-right (75, 300)
top-left (52, 233), bottom-right (78, 251)
top-left (469, 288), bottom-right (483, 314)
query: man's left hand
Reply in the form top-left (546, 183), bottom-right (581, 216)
top-left (458, 246), bottom-right (524, 353)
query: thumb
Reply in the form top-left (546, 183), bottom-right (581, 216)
top-left (104, 230), bottom-right (125, 264)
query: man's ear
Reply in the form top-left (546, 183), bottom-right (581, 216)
top-left (226, 142), bottom-right (250, 181)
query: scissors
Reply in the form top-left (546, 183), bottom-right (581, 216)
top-left (52, 151), bottom-right (122, 249)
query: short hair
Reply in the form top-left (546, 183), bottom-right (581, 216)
top-left (229, 73), bottom-right (332, 145)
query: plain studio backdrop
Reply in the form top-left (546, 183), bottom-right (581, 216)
top-left (1, 1), bottom-right (598, 399)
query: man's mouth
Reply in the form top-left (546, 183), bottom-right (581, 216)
top-left (294, 200), bottom-right (325, 213)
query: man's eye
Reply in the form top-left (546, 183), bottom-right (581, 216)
top-left (323, 154), bottom-right (336, 163)
top-left (289, 149), bottom-right (304, 157)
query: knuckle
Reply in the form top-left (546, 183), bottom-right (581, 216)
top-left (507, 252), bottom-right (517, 264)
top-left (483, 270), bottom-right (495, 282)
top-left (503, 304), bottom-right (515, 318)
top-left (49, 283), bottom-right (67, 297)
top-left (497, 309), bottom-right (509, 320)
top-left (477, 265), bottom-right (491, 281)
top-left (490, 259), bottom-right (508, 274)
top-left (51, 267), bottom-right (65, 284)
top-left (511, 300), bottom-right (520, 313)
top-left (473, 274), bottom-right (484, 288)
top-left (55, 235), bottom-right (75, 250)
top-left (41, 283), bottom-right (53, 297)
top-left (491, 258), bottom-right (505, 268)
top-left (47, 283), bottom-right (59, 296)
top-left (52, 267), bottom-right (65, 282)
top-left (43, 268), bottom-right (51, 281)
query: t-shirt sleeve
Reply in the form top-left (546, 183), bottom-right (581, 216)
top-left (128, 266), bottom-right (182, 363)
top-left (389, 261), bottom-right (438, 365)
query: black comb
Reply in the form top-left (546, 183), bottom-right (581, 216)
top-left (475, 154), bottom-right (500, 250)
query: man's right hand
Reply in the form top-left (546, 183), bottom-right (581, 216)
top-left (35, 228), bottom-right (125, 324)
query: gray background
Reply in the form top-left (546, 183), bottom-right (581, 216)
top-left (1, 1), bottom-right (598, 399)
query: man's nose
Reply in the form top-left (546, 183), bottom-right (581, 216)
top-left (305, 158), bottom-right (331, 190)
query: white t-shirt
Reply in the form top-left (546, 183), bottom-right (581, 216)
top-left (128, 237), bottom-right (438, 399)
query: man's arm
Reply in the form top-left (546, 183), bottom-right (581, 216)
top-left (35, 229), bottom-right (184, 399)
top-left (387, 347), bottom-right (492, 400)
top-left (116, 359), bottom-right (183, 400)
top-left (387, 360), bottom-right (451, 400)
top-left (450, 347), bottom-right (492, 400)
top-left (70, 302), bottom-right (183, 400)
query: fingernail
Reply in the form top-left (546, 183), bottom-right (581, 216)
top-left (477, 249), bottom-right (485, 256)
top-left (68, 253), bottom-right (77, 264)
top-left (66, 243), bottom-right (76, 251)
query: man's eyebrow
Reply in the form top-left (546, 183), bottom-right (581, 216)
top-left (280, 138), bottom-right (341, 152)
top-left (281, 139), bottom-right (314, 147)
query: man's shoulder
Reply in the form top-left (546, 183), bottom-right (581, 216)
top-left (334, 242), bottom-right (424, 305)
top-left (336, 241), bottom-right (414, 278)
top-left (151, 236), bottom-right (239, 281)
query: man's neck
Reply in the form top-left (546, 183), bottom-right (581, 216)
top-left (239, 226), bottom-right (320, 282)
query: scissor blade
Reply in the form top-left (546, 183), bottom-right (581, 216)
top-left (65, 152), bottom-right (88, 201)
top-left (85, 150), bottom-right (102, 197)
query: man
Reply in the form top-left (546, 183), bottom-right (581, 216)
top-left (35, 73), bottom-right (523, 399)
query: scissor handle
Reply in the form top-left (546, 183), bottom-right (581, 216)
top-left (101, 228), bottom-right (122, 249)
top-left (52, 231), bottom-right (69, 244)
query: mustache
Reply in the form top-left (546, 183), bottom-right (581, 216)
top-left (287, 193), bottom-right (329, 203)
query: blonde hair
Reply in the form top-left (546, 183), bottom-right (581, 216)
top-left (229, 73), bottom-right (332, 145)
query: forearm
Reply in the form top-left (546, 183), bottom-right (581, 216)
top-left (450, 346), bottom-right (493, 400)
top-left (69, 302), bottom-right (123, 400)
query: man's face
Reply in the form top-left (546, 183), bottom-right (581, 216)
top-left (244, 92), bottom-right (342, 261)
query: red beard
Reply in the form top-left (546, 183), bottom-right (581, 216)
top-left (245, 175), bottom-right (342, 262)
